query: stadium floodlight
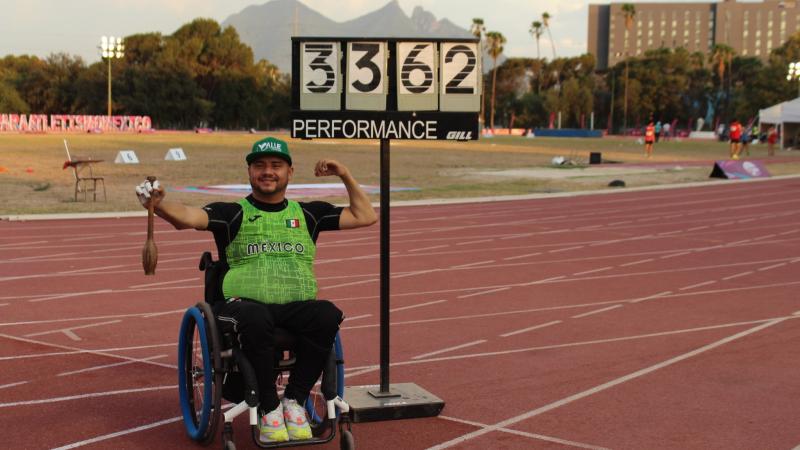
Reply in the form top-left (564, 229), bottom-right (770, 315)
top-left (787, 61), bottom-right (800, 97)
top-left (100, 36), bottom-right (125, 117)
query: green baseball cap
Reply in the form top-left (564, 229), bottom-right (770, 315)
top-left (246, 137), bottom-right (292, 165)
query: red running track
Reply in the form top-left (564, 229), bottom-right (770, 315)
top-left (1, 177), bottom-right (800, 450)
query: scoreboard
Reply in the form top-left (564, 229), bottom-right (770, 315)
top-left (291, 37), bottom-right (481, 141)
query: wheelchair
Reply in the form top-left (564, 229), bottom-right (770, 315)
top-left (177, 252), bottom-right (354, 450)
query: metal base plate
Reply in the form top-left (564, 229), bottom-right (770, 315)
top-left (344, 383), bottom-right (445, 423)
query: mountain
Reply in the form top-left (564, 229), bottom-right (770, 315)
top-left (222, 0), bottom-right (475, 74)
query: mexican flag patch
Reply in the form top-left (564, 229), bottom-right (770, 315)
top-left (286, 219), bottom-right (300, 228)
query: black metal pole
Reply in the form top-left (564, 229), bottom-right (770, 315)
top-left (379, 137), bottom-right (391, 393)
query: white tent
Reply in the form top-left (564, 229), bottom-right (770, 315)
top-left (759, 97), bottom-right (800, 150)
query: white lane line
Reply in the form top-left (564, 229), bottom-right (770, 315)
top-left (500, 320), bottom-right (562, 338)
top-left (687, 226), bottom-right (709, 231)
top-left (571, 305), bottom-right (623, 319)
top-left (52, 416), bottom-right (184, 449)
top-left (722, 271), bottom-right (754, 281)
top-left (608, 220), bottom-right (631, 226)
top-left (503, 252), bottom-right (542, 261)
top-left (24, 319), bottom-right (122, 338)
top-left (61, 235), bottom-right (108, 242)
top-left (142, 309), bottom-right (185, 318)
top-left (0, 385), bottom-right (176, 408)
top-left (344, 314), bottom-right (372, 321)
top-left (1, 311), bottom-right (179, 327)
top-left (521, 275), bottom-right (566, 286)
top-left (390, 300), bottom-right (447, 313)
top-left (427, 317), bottom-right (789, 449)
top-left (63, 330), bottom-right (81, 341)
top-left (549, 245), bottom-right (584, 254)
top-left (409, 244), bottom-right (448, 252)
top-left (58, 264), bottom-right (128, 275)
top-left (0, 240), bottom-right (48, 249)
top-left (456, 239), bottom-right (494, 246)
top-left (457, 287), bottom-right (511, 299)
top-left (450, 260), bottom-right (495, 269)
top-left (128, 277), bottom-right (198, 289)
top-left (411, 339), bottom-right (487, 360)
top-left (0, 343), bottom-right (175, 361)
top-left (0, 303), bottom-right (8, 307)
top-left (573, 266), bottom-right (613, 276)
top-left (660, 252), bottom-right (691, 259)
top-left (0, 381), bottom-right (28, 389)
top-left (679, 280), bottom-right (717, 291)
top-left (758, 263), bottom-right (787, 272)
top-left (620, 258), bottom-right (654, 267)
top-left (628, 291), bottom-right (673, 304)
top-left (438, 415), bottom-right (610, 450)
top-left (28, 289), bottom-right (113, 303)
top-left (58, 354), bottom-right (168, 377)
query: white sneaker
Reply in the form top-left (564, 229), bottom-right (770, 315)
top-left (259, 403), bottom-right (289, 443)
top-left (282, 397), bottom-right (312, 440)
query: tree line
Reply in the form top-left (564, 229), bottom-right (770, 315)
top-left (2, 14), bottom-right (800, 133)
top-left (0, 19), bottom-right (289, 130)
top-left (475, 10), bottom-right (800, 133)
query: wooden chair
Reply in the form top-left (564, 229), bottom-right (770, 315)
top-left (63, 140), bottom-right (106, 202)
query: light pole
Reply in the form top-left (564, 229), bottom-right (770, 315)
top-left (100, 36), bottom-right (124, 117)
top-left (787, 62), bottom-right (800, 98)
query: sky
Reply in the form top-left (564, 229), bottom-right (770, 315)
top-left (0, 0), bottom-right (734, 64)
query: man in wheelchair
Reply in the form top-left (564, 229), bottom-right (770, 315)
top-left (135, 137), bottom-right (377, 443)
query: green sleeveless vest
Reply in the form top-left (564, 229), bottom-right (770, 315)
top-left (222, 199), bottom-right (317, 304)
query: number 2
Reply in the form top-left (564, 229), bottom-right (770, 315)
top-left (444, 45), bottom-right (476, 94)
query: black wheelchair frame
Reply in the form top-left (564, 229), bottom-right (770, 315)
top-left (177, 252), bottom-right (354, 450)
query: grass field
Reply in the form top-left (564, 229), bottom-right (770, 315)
top-left (1, 131), bottom-right (799, 215)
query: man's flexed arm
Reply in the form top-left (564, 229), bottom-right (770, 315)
top-left (314, 159), bottom-right (377, 230)
top-left (135, 179), bottom-right (209, 230)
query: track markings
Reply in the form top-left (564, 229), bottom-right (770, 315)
top-left (28, 289), bottom-right (113, 303)
top-left (129, 277), bottom-right (198, 289)
top-left (620, 258), bottom-right (654, 267)
top-left (390, 300), bottom-right (447, 313)
top-left (412, 339), bottom-right (487, 360)
top-left (0, 381), bottom-right (28, 389)
top-left (438, 415), bottom-right (610, 450)
top-left (344, 314), bottom-right (372, 321)
top-left (573, 266), bottom-right (612, 276)
top-left (24, 319), bottom-right (122, 341)
top-left (450, 260), bottom-right (495, 269)
top-left (500, 320), bottom-right (562, 338)
top-left (503, 251), bottom-right (541, 261)
top-left (571, 305), bottom-right (623, 319)
top-left (52, 416), bottom-right (184, 450)
top-left (58, 354), bottom-right (168, 377)
top-left (679, 280), bottom-right (717, 291)
top-left (427, 317), bottom-right (790, 449)
top-left (722, 271), bottom-right (754, 281)
top-left (758, 263), bottom-right (787, 272)
top-left (628, 291), bottom-right (673, 304)
top-left (0, 385), bottom-right (177, 408)
top-left (457, 287), bottom-right (511, 299)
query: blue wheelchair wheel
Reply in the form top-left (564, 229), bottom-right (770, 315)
top-left (178, 303), bottom-right (222, 444)
top-left (305, 332), bottom-right (345, 435)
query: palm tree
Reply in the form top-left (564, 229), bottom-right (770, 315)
top-left (529, 20), bottom-right (544, 93)
top-left (621, 3), bottom-right (636, 132)
top-left (709, 43), bottom-right (735, 121)
top-left (485, 31), bottom-right (506, 131)
top-left (542, 12), bottom-right (556, 60)
top-left (471, 18), bottom-right (486, 128)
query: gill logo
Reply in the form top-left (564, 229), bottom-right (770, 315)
top-left (446, 131), bottom-right (472, 140)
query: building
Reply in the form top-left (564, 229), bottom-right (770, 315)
top-left (588, 0), bottom-right (800, 70)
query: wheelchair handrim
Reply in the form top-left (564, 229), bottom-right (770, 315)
top-left (178, 306), bottom-right (213, 440)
